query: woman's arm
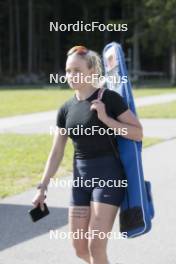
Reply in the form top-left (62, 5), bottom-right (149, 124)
top-left (91, 99), bottom-right (143, 142)
top-left (103, 109), bottom-right (143, 141)
top-left (39, 128), bottom-right (68, 189)
top-left (32, 128), bottom-right (68, 210)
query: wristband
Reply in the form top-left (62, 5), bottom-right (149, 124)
top-left (36, 183), bottom-right (48, 192)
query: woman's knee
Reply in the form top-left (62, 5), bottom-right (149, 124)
top-left (72, 240), bottom-right (89, 258)
top-left (88, 238), bottom-right (106, 258)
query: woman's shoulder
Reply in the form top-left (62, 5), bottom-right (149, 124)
top-left (58, 96), bottom-right (75, 112)
top-left (102, 87), bottom-right (128, 116)
top-left (102, 88), bottom-right (124, 102)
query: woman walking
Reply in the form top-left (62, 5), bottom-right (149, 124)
top-left (32, 46), bottom-right (143, 264)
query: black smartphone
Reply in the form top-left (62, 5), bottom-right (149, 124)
top-left (28, 203), bottom-right (50, 222)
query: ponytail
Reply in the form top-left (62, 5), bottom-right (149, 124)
top-left (86, 50), bottom-right (102, 77)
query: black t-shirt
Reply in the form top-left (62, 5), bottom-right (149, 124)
top-left (56, 88), bottom-right (128, 159)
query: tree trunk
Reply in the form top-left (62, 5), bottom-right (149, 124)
top-left (54, 0), bottom-right (61, 73)
top-left (32, 3), bottom-right (37, 72)
top-left (9, 0), bottom-right (14, 75)
top-left (104, 5), bottom-right (110, 45)
top-left (28, 0), bottom-right (33, 73)
top-left (133, 6), bottom-right (141, 82)
top-left (15, 0), bottom-right (21, 74)
top-left (170, 42), bottom-right (176, 86)
top-left (82, 4), bottom-right (89, 44)
top-left (0, 44), bottom-right (2, 75)
top-left (38, 5), bottom-right (43, 72)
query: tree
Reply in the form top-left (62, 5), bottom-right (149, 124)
top-left (9, 0), bottom-right (14, 75)
top-left (144, 0), bottom-right (176, 85)
top-left (54, 0), bottom-right (61, 73)
top-left (15, 0), bottom-right (21, 74)
top-left (28, 0), bottom-right (33, 74)
top-left (132, 1), bottom-right (142, 82)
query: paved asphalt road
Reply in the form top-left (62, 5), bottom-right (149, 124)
top-left (0, 93), bottom-right (176, 263)
top-left (0, 139), bottom-right (176, 264)
top-left (0, 93), bottom-right (176, 139)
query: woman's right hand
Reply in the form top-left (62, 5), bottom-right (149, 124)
top-left (32, 190), bottom-right (47, 211)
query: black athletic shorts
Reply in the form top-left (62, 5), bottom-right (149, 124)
top-left (69, 154), bottom-right (126, 207)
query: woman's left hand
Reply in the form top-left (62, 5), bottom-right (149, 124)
top-left (90, 99), bottom-right (108, 122)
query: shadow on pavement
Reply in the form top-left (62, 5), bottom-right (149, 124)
top-left (0, 204), bottom-right (68, 251)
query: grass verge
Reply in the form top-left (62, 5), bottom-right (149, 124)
top-left (138, 101), bottom-right (176, 118)
top-left (0, 87), bottom-right (176, 117)
top-left (0, 134), bottom-right (163, 198)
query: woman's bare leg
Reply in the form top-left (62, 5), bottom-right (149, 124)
top-left (69, 206), bottom-right (91, 263)
top-left (88, 201), bottom-right (119, 264)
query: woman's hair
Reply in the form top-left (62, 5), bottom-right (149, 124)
top-left (67, 46), bottom-right (103, 77)
top-left (85, 50), bottom-right (103, 77)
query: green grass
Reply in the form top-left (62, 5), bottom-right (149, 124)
top-left (0, 88), bottom-right (74, 117)
top-left (142, 137), bottom-right (163, 148)
top-left (0, 134), bottom-right (74, 198)
top-left (0, 87), bottom-right (176, 117)
top-left (0, 133), bottom-right (163, 198)
top-left (133, 87), bottom-right (176, 97)
top-left (138, 101), bottom-right (176, 118)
